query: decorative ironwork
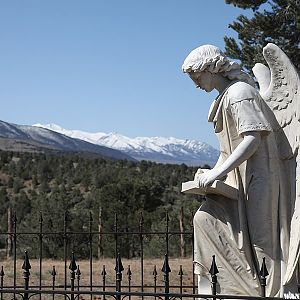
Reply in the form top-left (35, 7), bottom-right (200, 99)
top-left (0, 210), bottom-right (280, 299)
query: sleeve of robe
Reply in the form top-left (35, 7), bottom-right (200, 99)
top-left (226, 83), bottom-right (272, 136)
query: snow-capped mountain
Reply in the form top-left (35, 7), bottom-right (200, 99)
top-left (34, 124), bottom-right (219, 166)
top-left (0, 120), bottom-right (134, 161)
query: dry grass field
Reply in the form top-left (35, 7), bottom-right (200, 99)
top-left (0, 257), bottom-right (196, 299)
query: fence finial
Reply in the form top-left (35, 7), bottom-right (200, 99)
top-left (39, 212), bottom-right (43, 223)
top-left (22, 251), bottom-right (31, 300)
top-left (0, 266), bottom-right (4, 277)
top-left (115, 253), bottom-right (124, 273)
top-left (259, 257), bottom-right (269, 297)
top-left (115, 253), bottom-right (123, 300)
top-left (69, 252), bottom-right (77, 271)
top-left (127, 265), bottom-right (132, 277)
top-left (51, 266), bottom-right (56, 277)
top-left (209, 255), bottom-right (219, 276)
top-left (101, 265), bottom-right (107, 276)
top-left (178, 265), bottom-right (184, 276)
top-left (161, 253), bottom-right (171, 273)
top-left (209, 255), bottom-right (219, 295)
top-left (162, 253), bottom-right (171, 299)
top-left (22, 251), bottom-right (31, 271)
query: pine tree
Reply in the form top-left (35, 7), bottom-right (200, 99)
top-left (224, 0), bottom-right (300, 72)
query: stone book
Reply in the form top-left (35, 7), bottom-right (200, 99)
top-left (181, 180), bottom-right (238, 200)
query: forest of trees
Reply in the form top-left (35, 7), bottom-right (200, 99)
top-left (0, 150), bottom-right (204, 259)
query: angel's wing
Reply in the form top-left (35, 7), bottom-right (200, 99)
top-left (253, 43), bottom-right (300, 285)
top-left (254, 43), bottom-right (300, 153)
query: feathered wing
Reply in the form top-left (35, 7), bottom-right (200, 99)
top-left (253, 43), bottom-right (300, 285)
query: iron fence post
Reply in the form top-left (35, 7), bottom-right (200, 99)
top-left (51, 266), bottom-right (56, 300)
top-left (63, 211), bottom-right (68, 295)
top-left (69, 252), bottom-right (77, 300)
top-left (115, 253), bottom-right (124, 300)
top-left (139, 212), bottom-right (144, 299)
top-left (0, 266), bottom-right (4, 300)
top-left (76, 265), bottom-right (81, 291)
top-left (101, 265), bottom-right (107, 300)
top-left (191, 211), bottom-right (196, 299)
top-left (153, 265), bottom-right (157, 300)
top-left (127, 265), bottom-right (132, 300)
top-left (13, 212), bottom-right (17, 300)
top-left (22, 251), bottom-right (31, 300)
top-left (114, 213), bottom-right (118, 257)
top-left (209, 255), bottom-right (219, 296)
top-left (178, 265), bottom-right (184, 300)
top-left (165, 211), bottom-right (169, 256)
top-left (39, 212), bottom-right (43, 300)
top-left (75, 266), bottom-right (81, 300)
top-left (89, 211), bottom-right (93, 300)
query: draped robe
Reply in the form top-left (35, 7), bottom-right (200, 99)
top-left (193, 81), bottom-right (296, 296)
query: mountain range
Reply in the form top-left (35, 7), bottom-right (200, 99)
top-left (33, 123), bottom-right (219, 166)
top-left (0, 120), bottom-right (133, 161)
top-left (0, 119), bottom-right (219, 166)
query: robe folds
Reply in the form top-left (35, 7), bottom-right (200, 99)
top-left (193, 81), bottom-right (297, 296)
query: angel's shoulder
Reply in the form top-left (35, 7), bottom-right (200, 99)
top-left (226, 81), bottom-right (259, 104)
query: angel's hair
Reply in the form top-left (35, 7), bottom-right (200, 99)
top-left (182, 44), bottom-right (255, 86)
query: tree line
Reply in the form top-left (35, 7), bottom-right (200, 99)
top-left (0, 150), bottom-right (206, 259)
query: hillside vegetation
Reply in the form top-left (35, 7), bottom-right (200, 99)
top-left (0, 151), bottom-right (205, 258)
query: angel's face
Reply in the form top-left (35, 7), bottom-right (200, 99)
top-left (188, 71), bottom-right (215, 92)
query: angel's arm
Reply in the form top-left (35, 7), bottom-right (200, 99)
top-left (214, 152), bottom-right (224, 169)
top-left (194, 152), bottom-right (224, 181)
top-left (197, 131), bottom-right (261, 187)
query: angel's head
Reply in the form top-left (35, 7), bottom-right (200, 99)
top-left (182, 44), bottom-right (255, 91)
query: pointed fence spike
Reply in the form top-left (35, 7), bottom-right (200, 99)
top-left (114, 253), bottom-right (124, 272)
top-left (69, 252), bottom-right (77, 271)
top-left (161, 253), bottom-right (171, 273)
top-left (64, 211), bottom-right (68, 222)
top-left (101, 265), bottom-right (107, 276)
top-left (51, 266), bottom-right (56, 277)
top-left (0, 266), bottom-right (4, 277)
top-left (209, 255), bottom-right (219, 276)
top-left (13, 212), bottom-right (17, 224)
top-left (153, 265), bottom-right (158, 276)
top-left (127, 265), bottom-right (132, 276)
top-left (165, 211), bottom-right (170, 223)
top-left (209, 255), bottom-right (219, 295)
top-left (39, 212), bottom-right (43, 223)
top-left (22, 251), bottom-right (31, 270)
top-left (178, 265), bottom-right (184, 276)
top-left (139, 212), bottom-right (144, 227)
top-left (260, 257), bottom-right (269, 277)
top-left (76, 265), bottom-right (81, 276)
top-left (259, 257), bottom-right (269, 297)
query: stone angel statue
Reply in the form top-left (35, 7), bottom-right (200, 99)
top-left (181, 43), bottom-right (300, 297)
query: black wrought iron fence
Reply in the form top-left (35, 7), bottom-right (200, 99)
top-left (0, 210), bottom-right (283, 300)
top-left (0, 210), bottom-right (197, 299)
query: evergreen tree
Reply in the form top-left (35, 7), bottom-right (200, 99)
top-left (224, 0), bottom-right (300, 72)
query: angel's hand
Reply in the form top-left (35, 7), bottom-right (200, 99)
top-left (197, 168), bottom-right (220, 188)
top-left (194, 168), bottom-right (210, 182)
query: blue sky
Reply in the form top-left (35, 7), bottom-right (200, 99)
top-left (0, 1), bottom-right (252, 148)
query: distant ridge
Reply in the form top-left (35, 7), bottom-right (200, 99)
top-left (34, 124), bottom-right (219, 166)
top-left (0, 120), bottom-right (134, 161)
